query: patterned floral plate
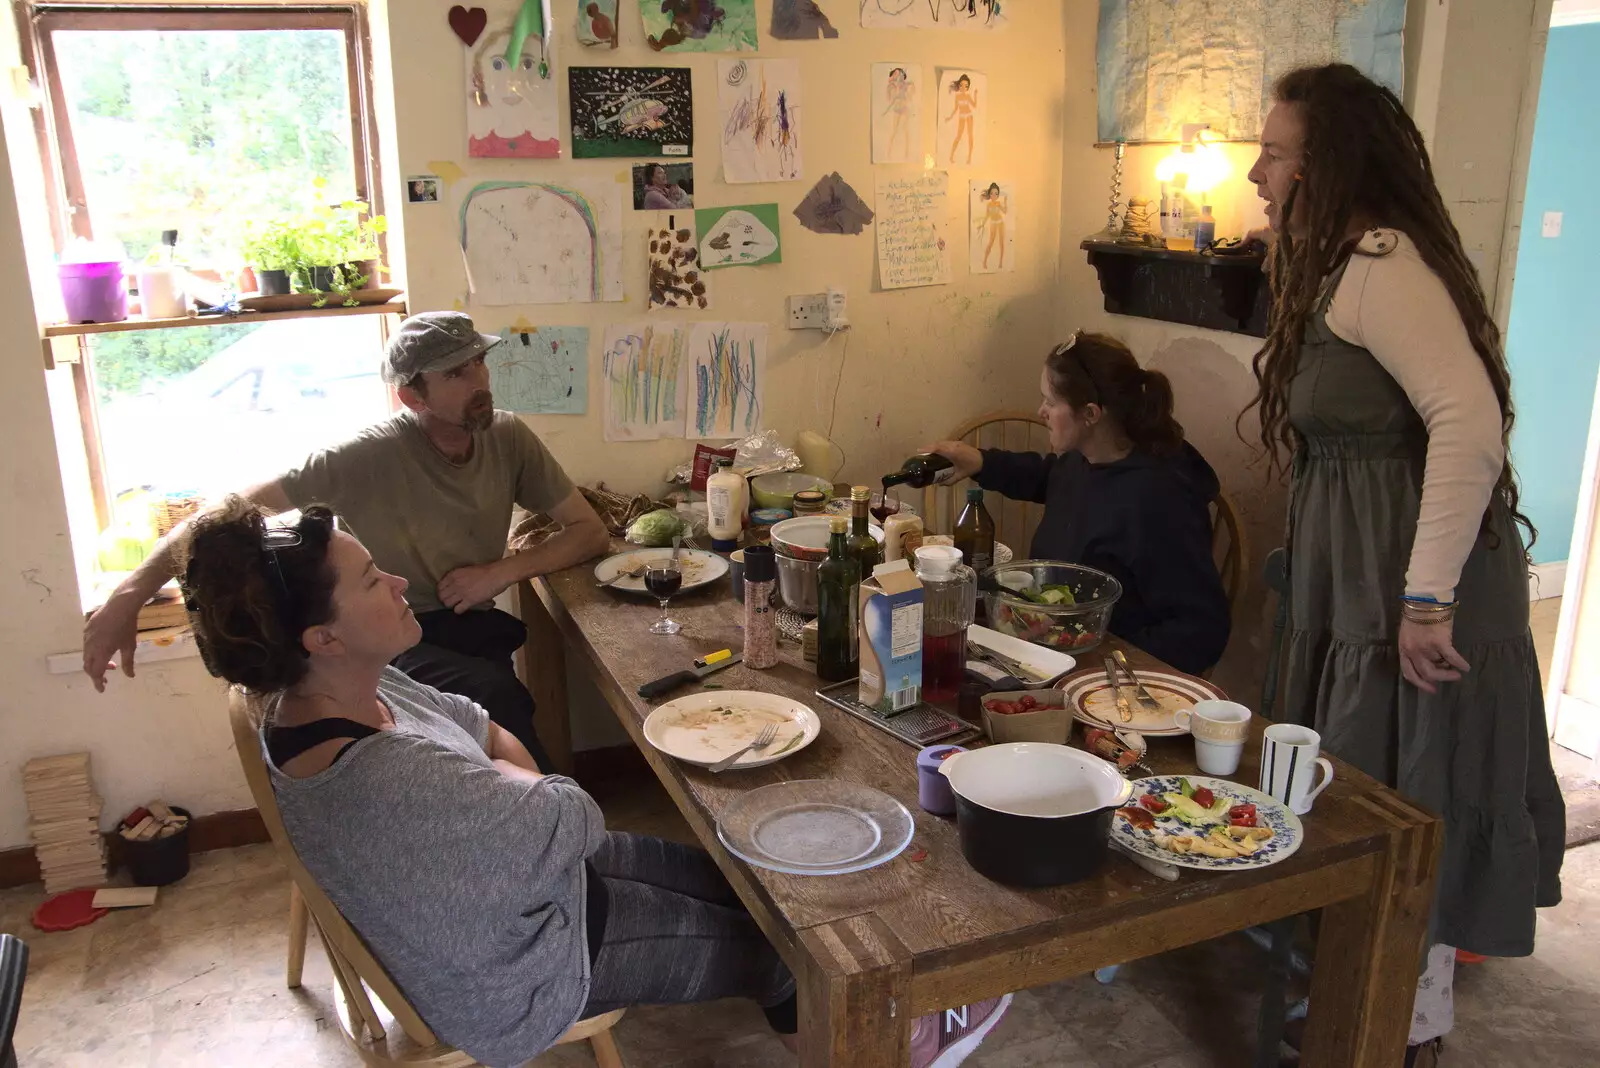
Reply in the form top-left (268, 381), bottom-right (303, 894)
top-left (1110, 775), bottom-right (1304, 872)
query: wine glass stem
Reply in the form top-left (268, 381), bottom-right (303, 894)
top-left (659, 598), bottom-right (670, 623)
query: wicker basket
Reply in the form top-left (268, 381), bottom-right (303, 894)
top-left (154, 494), bottom-right (202, 537)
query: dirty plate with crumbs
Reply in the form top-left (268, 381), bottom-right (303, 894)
top-left (643, 690), bottom-right (821, 769)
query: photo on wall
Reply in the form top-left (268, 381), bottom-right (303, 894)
top-left (632, 162), bottom-right (695, 210)
top-left (569, 66), bottom-right (694, 158)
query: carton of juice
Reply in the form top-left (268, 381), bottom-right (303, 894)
top-left (859, 560), bottom-right (925, 714)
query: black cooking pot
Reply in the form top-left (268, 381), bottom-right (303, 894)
top-left (939, 742), bottom-right (1133, 887)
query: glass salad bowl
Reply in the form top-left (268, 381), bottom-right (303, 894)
top-left (981, 560), bottom-right (1122, 656)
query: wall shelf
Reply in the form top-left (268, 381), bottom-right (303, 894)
top-left (1080, 240), bottom-right (1268, 337)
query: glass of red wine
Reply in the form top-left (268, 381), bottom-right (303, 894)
top-left (644, 557), bottom-right (683, 635)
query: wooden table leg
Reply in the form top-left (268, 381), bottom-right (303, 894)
top-left (1301, 801), bottom-right (1442, 1067)
top-left (518, 580), bottom-right (574, 776)
top-left (797, 916), bottom-right (913, 1067)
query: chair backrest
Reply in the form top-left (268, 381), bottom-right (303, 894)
top-left (1210, 492), bottom-right (1249, 616)
top-left (227, 688), bottom-right (439, 1047)
top-left (921, 410), bottom-right (1051, 555)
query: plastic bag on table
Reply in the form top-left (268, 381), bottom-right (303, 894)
top-left (731, 430), bottom-right (801, 478)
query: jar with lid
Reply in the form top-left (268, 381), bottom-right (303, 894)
top-left (913, 545), bottom-right (976, 704)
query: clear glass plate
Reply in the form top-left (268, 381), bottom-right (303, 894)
top-left (716, 779), bottom-right (916, 876)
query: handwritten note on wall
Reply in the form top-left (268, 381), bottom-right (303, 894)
top-left (876, 171), bottom-right (951, 290)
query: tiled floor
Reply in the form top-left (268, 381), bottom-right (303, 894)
top-left (1, 595), bottom-right (1590, 1066)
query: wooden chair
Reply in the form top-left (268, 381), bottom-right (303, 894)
top-left (921, 410), bottom-right (1051, 554)
top-left (227, 690), bottom-right (626, 1068)
top-left (1211, 491), bottom-right (1249, 617)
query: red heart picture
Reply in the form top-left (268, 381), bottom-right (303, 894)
top-left (447, 5), bottom-right (488, 47)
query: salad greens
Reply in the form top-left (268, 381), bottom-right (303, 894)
top-left (1017, 583), bottom-right (1078, 606)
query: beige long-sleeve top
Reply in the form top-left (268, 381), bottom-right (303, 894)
top-left (1323, 229), bottom-right (1504, 602)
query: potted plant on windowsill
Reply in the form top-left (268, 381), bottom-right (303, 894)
top-left (241, 221), bottom-right (302, 296)
top-left (295, 183), bottom-right (388, 307)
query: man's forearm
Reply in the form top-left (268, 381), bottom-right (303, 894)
top-left (501, 520), bottom-right (610, 583)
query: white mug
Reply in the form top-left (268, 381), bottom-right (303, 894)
top-left (1259, 723), bottom-right (1335, 815)
top-left (1176, 700), bottom-right (1251, 776)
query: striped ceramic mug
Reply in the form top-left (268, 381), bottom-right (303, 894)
top-left (1259, 723), bottom-right (1335, 815)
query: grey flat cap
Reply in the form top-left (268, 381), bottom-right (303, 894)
top-left (383, 311), bottom-right (502, 385)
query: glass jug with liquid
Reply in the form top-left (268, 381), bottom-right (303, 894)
top-left (914, 544), bottom-right (976, 704)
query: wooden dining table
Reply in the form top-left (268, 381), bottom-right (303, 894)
top-left (517, 545), bottom-right (1442, 1067)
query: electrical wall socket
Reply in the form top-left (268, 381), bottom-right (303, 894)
top-left (788, 293), bottom-right (828, 329)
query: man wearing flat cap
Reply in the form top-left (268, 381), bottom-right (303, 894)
top-left (82, 312), bottom-right (608, 769)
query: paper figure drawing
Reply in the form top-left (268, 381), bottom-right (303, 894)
top-left (689, 323), bottom-right (765, 438)
top-left (860, 0), bottom-right (1005, 30)
top-left (871, 63), bottom-right (922, 164)
top-left (649, 222), bottom-right (709, 310)
top-left (794, 172), bottom-right (874, 235)
top-left (970, 179), bottom-right (1013, 274)
top-left (466, 0), bottom-right (560, 158)
top-left (876, 170), bottom-right (951, 289)
top-left (633, 163), bottom-right (695, 210)
top-left (937, 69), bottom-right (985, 166)
top-left (718, 59), bottom-right (803, 184)
top-left (491, 327), bottom-right (589, 415)
top-left (577, 0), bottom-right (619, 46)
top-left (697, 204), bottom-right (782, 269)
top-left (642, 0), bottom-right (758, 53)
top-left (602, 323), bottom-right (690, 440)
top-left (569, 66), bottom-right (693, 158)
top-left (772, 0), bottom-right (839, 39)
top-left (458, 180), bottom-right (625, 305)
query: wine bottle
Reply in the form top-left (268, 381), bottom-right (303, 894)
top-left (847, 485), bottom-right (881, 575)
top-left (953, 487), bottom-right (995, 573)
top-left (880, 453), bottom-right (955, 490)
top-left (817, 516), bottom-right (861, 682)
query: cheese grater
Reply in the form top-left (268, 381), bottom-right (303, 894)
top-left (814, 682), bottom-right (981, 748)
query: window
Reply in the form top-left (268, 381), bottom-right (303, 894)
top-left (18, 3), bottom-right (395, 601)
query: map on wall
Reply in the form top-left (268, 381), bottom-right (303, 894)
top-left (1096, 0), bottom-right (1406, 142)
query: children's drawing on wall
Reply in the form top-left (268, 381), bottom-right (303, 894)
top-left (689, 323), bottom-right (766, 438)
top-left (970, 179), bottom-right (1013, 274)
top-left (491, 326), bottom-right (590, 414)
top-left (641, 0), bottom-right (758, 53)
top-left (794, 172), bottom-right (875, 235)
top-left (649, 220), bottom-right (709, 310)
top-left (458, 180), bottom-right (625, 304)
top-left (697, 204), bottom-right (782, 269)
top-left (936, 69), bottom-right (985, 165)
top-left (876, 170), bottom-right (951, 289)
top-left (465, 0), bottom-right (559, 158)
top-left (569, 66), bottom-right (693, 158)
top-left (718, 59), bottom-right (803, 184)
top-left (771, 0), bottom-right (839, 39)
top-left (576, 0), bottom-right (619, 46)
top-left (871, 63), bottom-right (922, 164)
top-left (859, 0), bottom-right (1005, 30)
top-left (633, 163), bottom-right (695, 210)
top-left (601, 323), bottom-right (690, 440)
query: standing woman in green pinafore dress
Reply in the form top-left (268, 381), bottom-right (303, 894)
top-left (1244, 65), bottom-right (1566, 1066)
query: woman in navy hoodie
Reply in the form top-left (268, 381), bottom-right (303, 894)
top-left (928, 332), bottom-right (1230, 675)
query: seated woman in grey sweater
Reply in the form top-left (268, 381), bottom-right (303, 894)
top-left (179, 499), bottom-right (796, 1068)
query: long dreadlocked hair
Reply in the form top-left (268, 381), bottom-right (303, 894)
top-left (1243, 63), bottom-right (1533, 551)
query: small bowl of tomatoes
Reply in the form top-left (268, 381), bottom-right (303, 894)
top-left (981, 689), bottom-right (1072, 745)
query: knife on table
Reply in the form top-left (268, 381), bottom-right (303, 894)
top-left (1102, 655), bottom-right (1134, 723)
top-left (1113, 649), bottom-right (1162, 711)
top-left (638, 649), bottom-right (743, 700)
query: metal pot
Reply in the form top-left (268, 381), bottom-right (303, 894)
top-left (775, 553), bottom-right (820, 614)
top-left (938, 742), bottom-right (1132, 887)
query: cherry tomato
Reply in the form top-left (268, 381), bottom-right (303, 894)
top-left (1227, 803), bottom-right (1257, 827)
top-left (1018, 695), bottom-right (1038, 711)
top-left (1138, 794), bottom-right (1169, 814)
top-left (1193, 786), bottom-right (1216, 808)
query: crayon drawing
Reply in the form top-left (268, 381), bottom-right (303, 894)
top-left (860, 0), bottom-right (1005, 30)
top-left (466, 0), bottom-right (560, 159)
top-left (569, 66), bottom-right (693, 158)
top-left (601, 323), bottom-right (690, 440)
top-left (576, 0), bottom-right (619, 47)
top-left (458, 181), bottom-right (625, 305)
top-left (970, 179), bottom-right (1014, 274)
top-left (870, 63), bottom-right (922, 164)
top-left (718, 59), bottom-right (804, 184)
top-left (936, 69), bottom-right (985, 166)
top-left (641, 0), bottom-right (758, 53)
top-left (490, 327), bottom-right (589, 415)
top-left (696, 204), bottom-right (782, 269)
top-left (689, 322), bottom-right (766, 438)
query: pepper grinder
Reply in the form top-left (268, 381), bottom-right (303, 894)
top-left (742, 544), bottom-right (778, 669)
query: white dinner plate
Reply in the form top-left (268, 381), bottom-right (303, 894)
top-left (1056, 669), bottom-right (1225, 736)
top-left (594, 548), bottom-right (728, 596)
top-left (642, 690), bottom-right (821, 770)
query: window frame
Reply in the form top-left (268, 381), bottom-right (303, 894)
top-left (15, 1), bottom-right (389, 534)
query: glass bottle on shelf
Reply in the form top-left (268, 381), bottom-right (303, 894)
top-left (816, 516), bottom-right (861, 682)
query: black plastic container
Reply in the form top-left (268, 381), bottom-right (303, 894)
top-left (124, 806), bottom-right (191, 887)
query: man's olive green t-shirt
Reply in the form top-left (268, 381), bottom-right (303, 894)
top-left (278, 411), bottom-right (575, 614)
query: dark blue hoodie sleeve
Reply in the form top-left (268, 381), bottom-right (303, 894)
top-left (1118, 489), bottom-right (1232, 675)
top-left (975, 449), bottom-right (1056, 505)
